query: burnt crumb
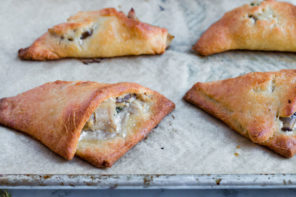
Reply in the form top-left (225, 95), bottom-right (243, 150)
top-left (68, 37), bottom-right (74, 41)
top-left (159, 5), bottom-right (165, 11)
top-left (43, 175), bottom-right (51, 179)
top-left (283, 180), bottom-right (292, 184)
top-left (172, 114), bottom-right (175, 119)
top-left (116, 94), bottom-right (134, 103)
top-left (81, 29), bottom-right (93, 40)
top-left (143, 175), bottom-right (153, 186)
top-left (61, 36), bottom-right (64, 40)
top-left (288, 100), bottom-right (292, 103)
top-left (216, 178), bottom-right (222, 185)
top-left (80, 58), bottom-right (102, 65)
top-left (161, 147), bottom-right (164, 150)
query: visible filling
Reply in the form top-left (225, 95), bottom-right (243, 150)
top-left (250, 2), bottom-right (261, 7)
top-left (246, 6), bottom-right (278, 24)
top-left (60, 27), bottom-right (95, 43)
top-left (79, 93), bottom-right (151, 141)
top-left (280, 113), bottom-right (296, 132)
top-left (80, 29), bottom-right (93, 40)
top-left (50, 22), bottom-right (99, 48)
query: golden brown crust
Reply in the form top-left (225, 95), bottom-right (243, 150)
top-left (0, 81), bottom-right (175, 164)
top-left (76, 90), bottom-right (175, 168)
top-left (0, 81), bottom-right (108, 160)
top-left (193, 0), bottom-right (296, 56)
top-left (184, 69), bottom-right (296, 157)
top-left (18, 8), bottom-right (173, 60)
top-left (265, 134), bottom-right (296, 157)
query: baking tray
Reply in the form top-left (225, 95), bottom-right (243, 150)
top-left (1, 0), bottom-right (296, 189)
top-left (1, 174), bottom-right (296, 189)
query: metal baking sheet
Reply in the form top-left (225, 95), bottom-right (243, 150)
top-left (1, 174), bottom-right (296, 189)
top-left (1, 0), bottom-right (296, 188)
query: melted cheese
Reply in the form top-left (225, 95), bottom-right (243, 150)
top-left (257, 9), bottom-right (278, 25)
top-left (79, 94), bottom-right (151, 141)
top-left (246, 6), bottom-right (278, 25)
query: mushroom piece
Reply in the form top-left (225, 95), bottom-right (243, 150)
top-left (80, 29), bottom-right (93, 40)
top-left (116, 94), bottom-right (135, 103)
top-left (280, 112), bottom-right (296, 131)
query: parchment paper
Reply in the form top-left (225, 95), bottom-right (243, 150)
top-left (1, 0), bottom-right (296, 174)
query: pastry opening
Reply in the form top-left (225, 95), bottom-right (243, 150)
top-left (279, 112), bottom-right (296, 132)
top-left (246, 6), bottom-right (277, 24)
top-left (80, 29), bottom-right (94, 40)
top-left (52, 25), bottom-right (96, 45)
top-left (79, 93), bottom-right (152, 141)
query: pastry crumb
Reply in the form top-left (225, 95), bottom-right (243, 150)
top-left (234, 152), bottom-right (239, 156)
top-left (236, 145), bottom-right (240, 149)
top-left (215, 178), bottom-right (222, 185)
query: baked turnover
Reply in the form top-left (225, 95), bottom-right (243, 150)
top-left (184, 69), bottom-right (296, 157)
top-left (194, 0), bottom-right (296, 56)
top-left (0, 81), bottom-right (175, 167)
top-left (18, 8), bottom-right (174, 60)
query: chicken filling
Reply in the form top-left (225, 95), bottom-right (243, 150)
top-left (246, 5), bottom-right (278, 25)
top-left (79, 93), bottom-right (151, 141)
top-left (279, 113), bottom-right (296, 132)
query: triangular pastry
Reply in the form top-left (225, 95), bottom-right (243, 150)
top-left (193, 0), bottom-right (296, 56)
top-left (184, 69), bottom-right (296, 157)
top-left (0, 81), bottom-right (175, 168)
top-left (18, 8), bottom-right (174, 60)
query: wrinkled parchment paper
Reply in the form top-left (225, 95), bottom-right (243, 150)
top-left (1, 0), bottom-right (296, 174)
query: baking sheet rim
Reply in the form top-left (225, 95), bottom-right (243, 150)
top-left (1, 174), bottom-right (295, 189)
